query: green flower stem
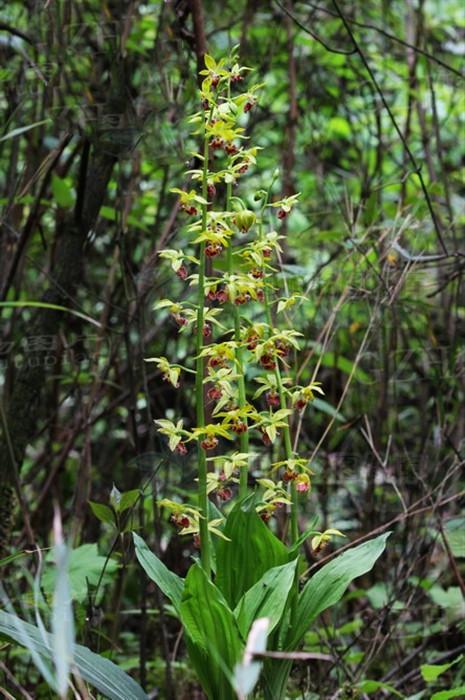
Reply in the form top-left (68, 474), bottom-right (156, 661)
top-left (262, 238), bottom-right (298, 544)
top-left (258, 182), bottom-right (298, 542)
top-left (195, 122), bottom-right (211, 576)
top-left (226, 182), bottom-right (249, 498)
top-left (263, 276), bottom-right (299, 649)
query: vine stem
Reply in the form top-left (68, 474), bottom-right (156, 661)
top-left (196, 119), bottom-right (211, 576)
top-left (225, 182), bottom-right (249, 498)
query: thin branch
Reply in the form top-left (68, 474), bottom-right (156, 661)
top-left (254, 651), bottom-right (333, 661)
top-left (302, 482), bottom-right (465, 578)
top-left (301, 1), bottom-right (464, 79)
top-left (0, 22), bottom-right (34, 45)
top-left (331, 0), bottom-right (448, 255)
top-left (274, 0), bottom-right (356, 55)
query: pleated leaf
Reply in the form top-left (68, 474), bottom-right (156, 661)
top-left (215, 497), bottom-right (289, 608)
top-left (133, 532), bottom-right (184, 612)
top-left (288, 532), bottom-right (391, 648)
top-left (0, 611), bottom-right (148, 700)
top-left (234, 559), bottom-right (298, 638)
top-left (180, 563), bottom-right (243, 700)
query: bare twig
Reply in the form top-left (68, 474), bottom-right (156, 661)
top-left (301, 1), bottom-right (464, 79)
top-left (331, 0), bottom-right (448, 255)
top-left (274, 0), bottom-right (356, 55)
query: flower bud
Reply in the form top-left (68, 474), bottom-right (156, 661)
top-left (216, 288), bottom-right (229, 304)
top-left (294, 397), bottom-right (308, 411)
top-left (175, 442), bottom-right (188, 455)
top-left (173, 314), bottom-right (187, 327)
top-left (235, 210), bottom-right (256, 233)
top-left (225, 142), bottom-right (239, 155)
top-left (296, 474), bottom-right (310, 493)
top-left (261, 430), bottom-right (272, 446)
top-left (176, 264), bottom-right (188, 280)
top-left (207, 386), bottom-right (222, 401)
top-left (205, 242), bottom-right (222, 257)
top-left (260, 353), bottom-right (277, 370)
top-left (200, 436), bottom-right (218, 451)
top-left (266, 391), bottom-right (280, 408)
top-left (231, 420), bottom-right (247, 434)
top-left (283, 469), bottom-right (296, 483)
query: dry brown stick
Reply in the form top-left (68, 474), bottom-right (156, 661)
top-left (302, 1), bottom-right (464, 79)
top-left (302, 483), bottom-right (465, 579)
top-left (0, 660), bottom-right (34, 700)
top-left (308, 309), bottom-right (378, 464)
top-left (0, 132), bottom-right (73, 302)
top-left (254, 651), bottom-right (333, 661)
top-left (189, 0), bottom-right (207, 80)
top-left (0, 401), bottom-right (35, 548)
top-left (332, 0), bottom-right (448, 255)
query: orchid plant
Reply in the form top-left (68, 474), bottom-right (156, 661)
top-left (135, 50), bottom-right (389, 700)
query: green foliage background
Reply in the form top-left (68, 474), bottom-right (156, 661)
top-left (0, 0), bottom-right (464, 698)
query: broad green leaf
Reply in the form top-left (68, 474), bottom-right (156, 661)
top-left (99, 205), bottom-right (148, 231)
top-left (365, 582), bottom-right (390, 608)
top-left (288, 533), bottom-right (390, 648)
top-left (428, 586), bottom-right (465, 623)
top-left (234, 559), bottom-right (298, 638)
top-left (431, 689), bottom-right (465, 700)
top-left (320, 351), bottom-right (371, 384)
top-left (327, 116), bottom-right (351, 139)
top-left (51, 175), bottom-right (74, 207)
top-left (421, 654), bottom-right (463, 682)
top-left (309, 342), bottom-right (371, 383)
top-left (312, 397), bottom-right (346, 422)
top-left (443, 518), bottom-right (465, 558)
top-left (41, 544), bottom-right (118, 604)
top-left (119, 489), bottom-right (140, 512)
top-left (181, 563), bottom-right (242, 700)
top-left (133, 533), bottom-right (184, 612)
top-left (89, 501), bottom-right (116, 526)
top-left (261, 658), bottom-right (293, 700)
top-left (215, 496), bottom-right (289, 608)
top-left (366, 582), bottom-right (404, 611)
top-left (358, 680), bottom-right (403, 697)
top-left (0, 611), bottom-right (148, 700)
top-left (262, 535), bottom-right (390, 699)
